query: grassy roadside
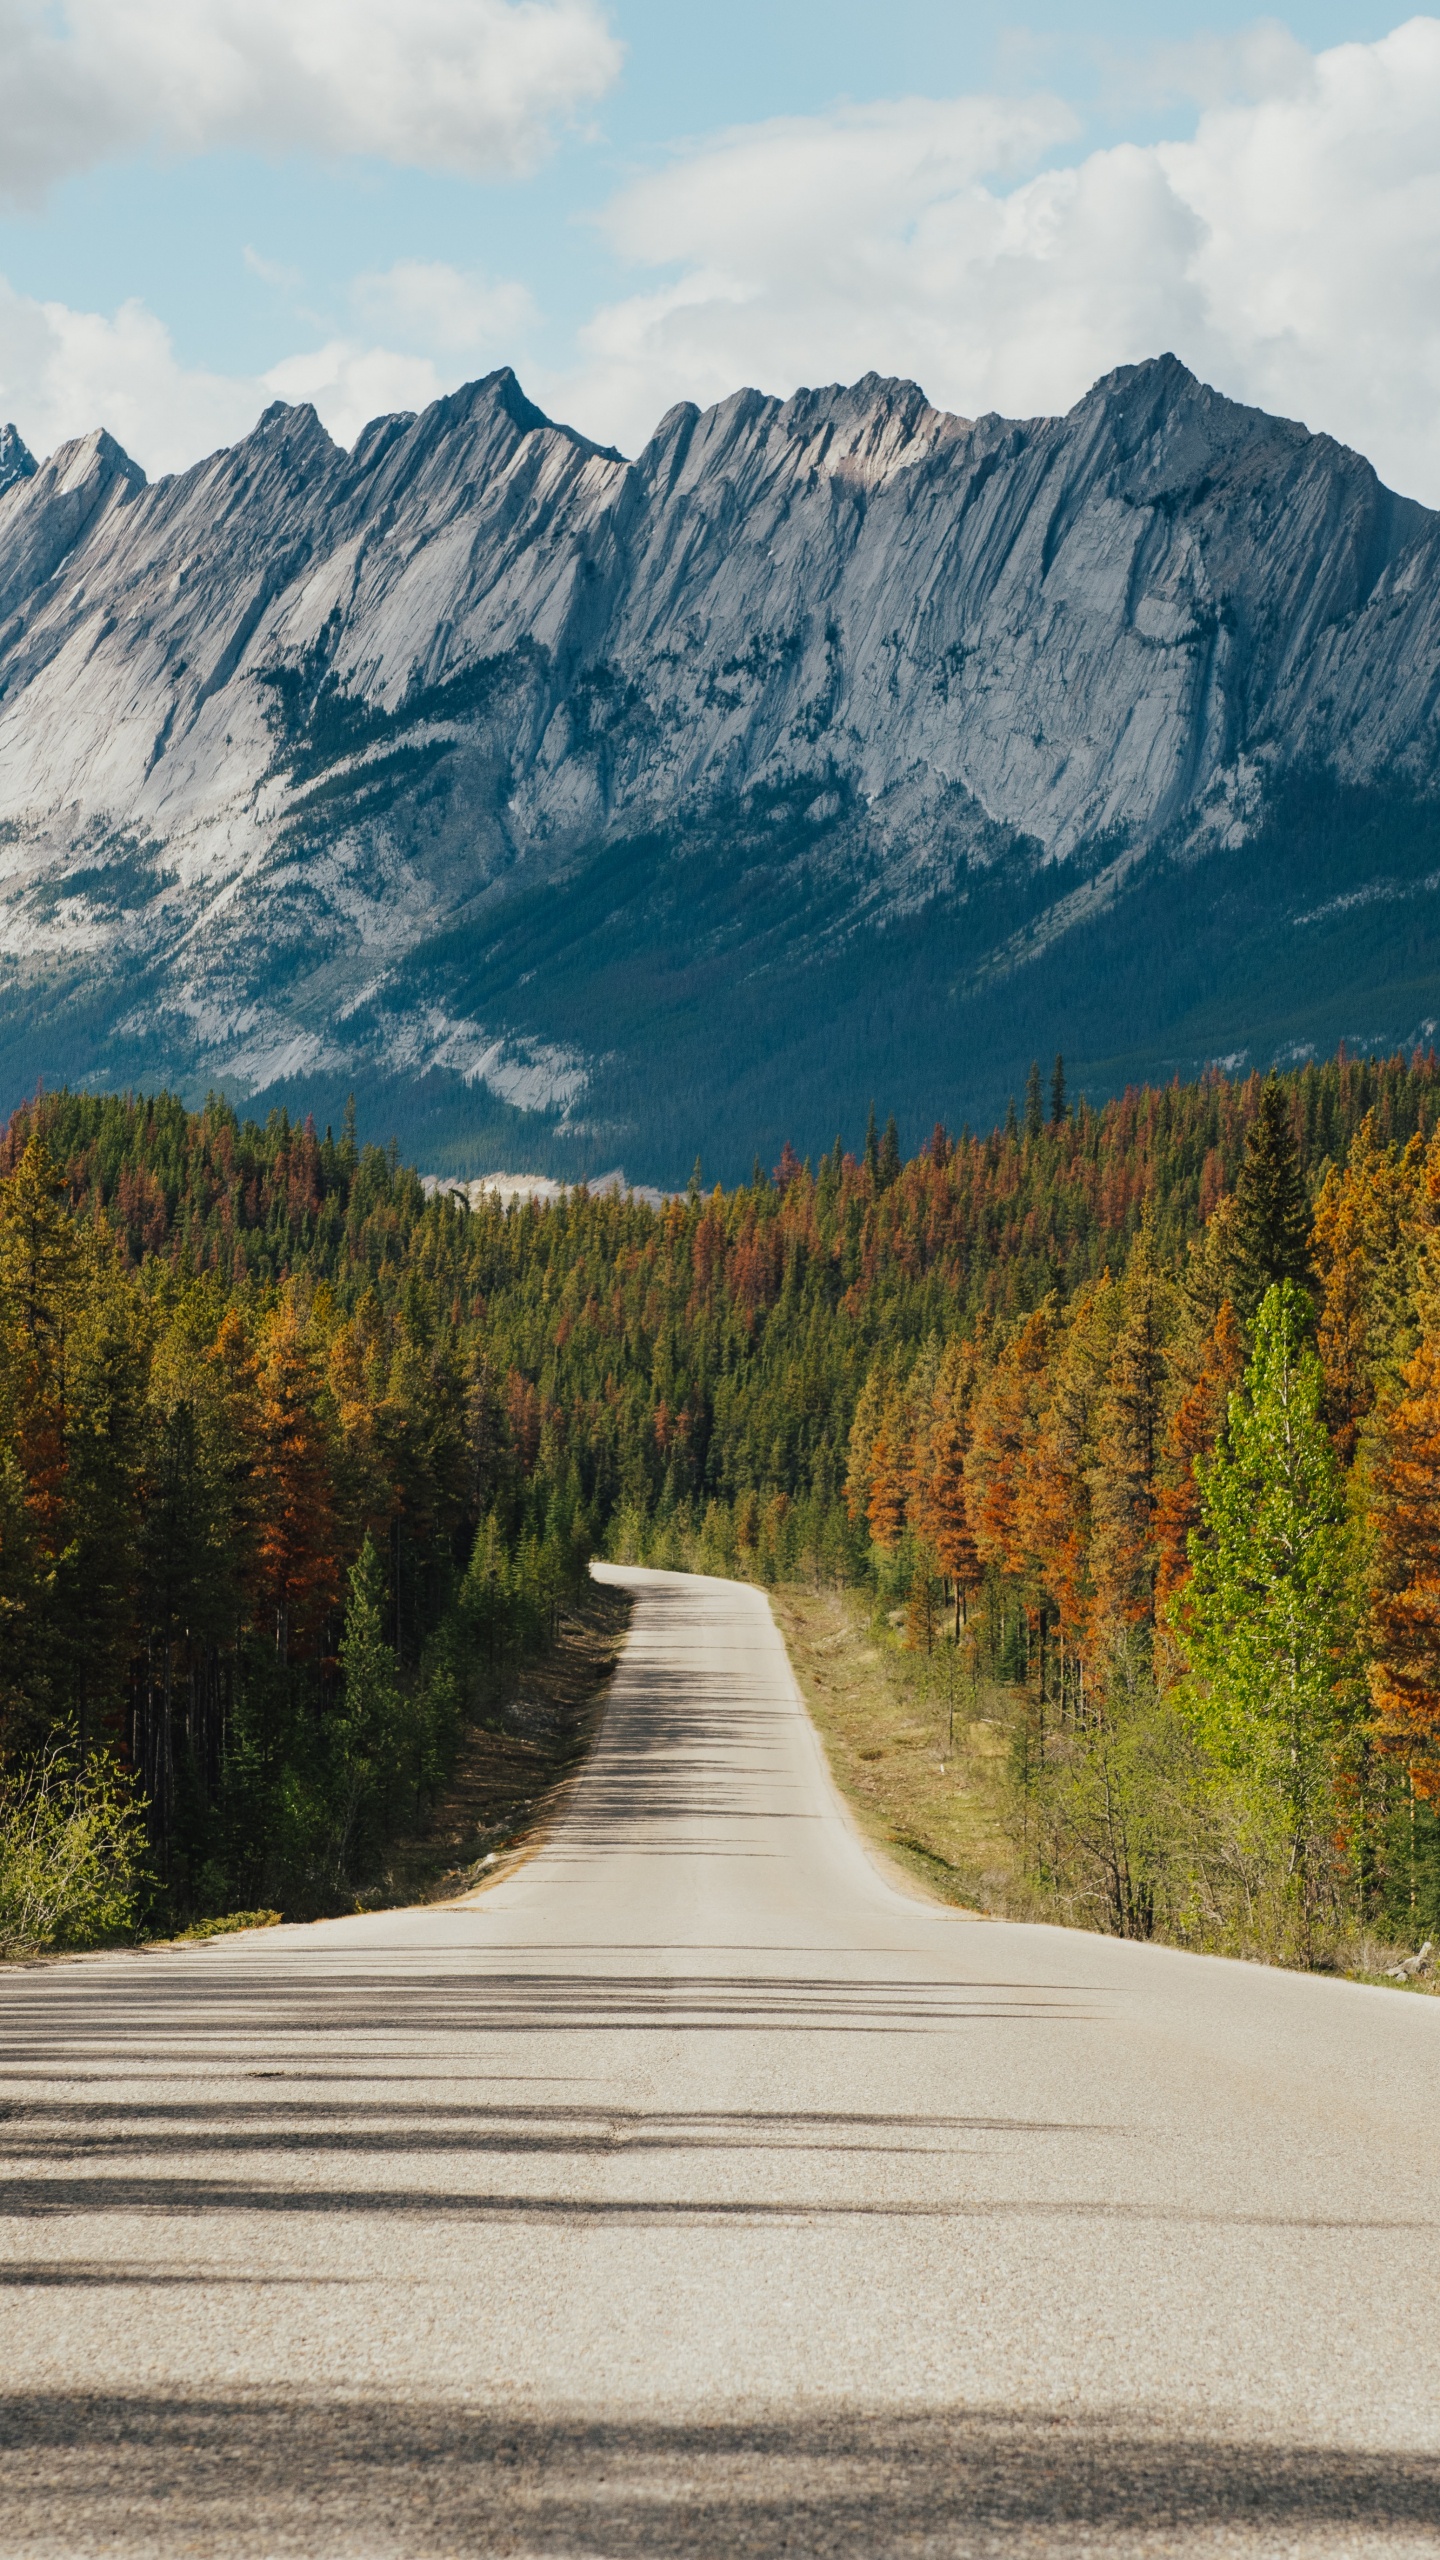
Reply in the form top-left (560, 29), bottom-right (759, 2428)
top-left (768, 1584), bottom-right (1020, 1914)
top-left (769, 1583), bottom-right (1439, 1990)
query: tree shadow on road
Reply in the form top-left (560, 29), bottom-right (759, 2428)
top-left (2, 2394), bottom-right (1435, 2556)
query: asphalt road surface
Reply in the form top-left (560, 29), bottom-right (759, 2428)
top-left (3, 1564), bottom-right (1440, 2557)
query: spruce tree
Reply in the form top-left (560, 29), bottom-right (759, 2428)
top-left (1025, 1059), bottom-right (1044, 1141)
top-left (333, 1534), bottom-right (403, 1882)
top-left (1367, 1306), bottom-right (1440, 1795)
top-left (1232, 1080), bottom-right (1312, 1316)
top-left (1050, 1053), bottom-right (1067, 1128)
top-left (864, 1103), bottom-right (881, 1187)
top-left (878, 1115), bottom-right (902, 1188)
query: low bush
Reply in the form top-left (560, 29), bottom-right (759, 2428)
top-left (0, 1748), bottom-right (150, 1955)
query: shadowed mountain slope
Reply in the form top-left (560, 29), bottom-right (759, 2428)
top-left (3, 355), bottom-right (1440, 1178)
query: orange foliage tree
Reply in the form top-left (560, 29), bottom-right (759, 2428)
top-left (1367, 1311), bottom-right (1440, 1797)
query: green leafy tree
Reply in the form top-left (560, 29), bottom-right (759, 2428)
top-left (0, 1746), bottom-right (150, 1954)
top-left (1182, 1282), bottom-right (1358, 1930)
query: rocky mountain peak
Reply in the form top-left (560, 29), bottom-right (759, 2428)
top-left (0, 423), bottom-right (35, 496)
top-left (3, 354), bottom-right (1440, 1173)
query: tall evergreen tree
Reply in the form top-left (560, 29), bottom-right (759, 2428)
top-left (878, 1115), bottom-right (902, 1188)
top-left (1232, 1081), bottom-right (1312, 1317)
top-left (332, 1532), bottom-right (403, 1882)
top-left (1024, 1060), bottom-right (1044, 1142)
top-left (1090, 1226), bottom-right (1169, 1641)
top-left (1050, 1053), bottom-right (1068, 1128)
top-left (1367, 1297), bottom-right (1440, 1799)
top-left (864, 1104), bottom-right (881, 1187)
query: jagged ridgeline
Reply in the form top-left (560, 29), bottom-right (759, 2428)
top-left (5, 360), bottom-right (1440, 1181)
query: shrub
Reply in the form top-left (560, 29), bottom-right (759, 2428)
top-left (0, 1747), bottom-right (150, 1955)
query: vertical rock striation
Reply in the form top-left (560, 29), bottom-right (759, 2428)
top-left (1, 354), bottom-right (1439, 1170)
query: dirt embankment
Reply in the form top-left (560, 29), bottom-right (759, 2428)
top-left (383, 1578), bottom-right (633, 1906)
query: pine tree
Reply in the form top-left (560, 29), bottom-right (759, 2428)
top-left (252, 1302), bottom-right (341, 1666)
top-left (1153, 1300), bottom-right (1245, 1615)
top-left (909, 1342), bottom-right (981, 1631)
top-left (332, 1532), bottom-right (402, 1881)
top-left (1311, 1116), bottom-right (1425, 1461)
top-left (1090, 1227), bottom-right (1171, 1642)
top-left (1024, 1060), bottom-right (1044, 1142)
top-left (1232, 1081), bottom-right (1313, 1318)
top-left (865, 1401), bottom-right (910, 1552)
top-left (878, 1116), bottom-right (902, 1189)
top-left (864, 1104), bottom-right (881, 1188)
top-left (1012, 1276), bottom-right (1119, 1659)
top-left (1366, 1294), bottom-right (1440, 1798)
top-left (1050, 1054), bottom-right (1067, 1129)
top-left (965, 1304), bottom-right (1055, 1581)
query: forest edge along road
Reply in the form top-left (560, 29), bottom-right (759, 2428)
top-left (1, 1564), bottom-right (1438, 2557)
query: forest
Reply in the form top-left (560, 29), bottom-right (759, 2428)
top-left (3, 1042), bottom-right (1440, 1963)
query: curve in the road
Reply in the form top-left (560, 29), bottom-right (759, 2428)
top-left (2, 1564), bottom-right (1438, 2557)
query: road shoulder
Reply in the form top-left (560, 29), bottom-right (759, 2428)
top-left (767, 1583), bottom-right (1013, 1916)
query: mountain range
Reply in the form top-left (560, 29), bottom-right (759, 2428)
top-left (3, 352), bottom-right (1440, 1181)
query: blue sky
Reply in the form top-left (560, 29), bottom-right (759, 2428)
top-left (2, 4), bottom-right (1438, 498)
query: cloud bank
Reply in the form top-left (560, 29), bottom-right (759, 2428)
top-left (7, 18), bottom-right (1440, 508)
top-left (0, 261), bottom-right (537, 475)
top-left (560, 15), bottom-right (1440, 505)
top-left (0, 0), bottom-right (621, 199)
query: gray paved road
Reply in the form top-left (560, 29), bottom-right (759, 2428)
top-left (3, 1565), bottom-right (1440, 2556)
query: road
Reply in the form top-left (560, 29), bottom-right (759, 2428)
top-left (2, 1564), bottom-right (1439, 2556)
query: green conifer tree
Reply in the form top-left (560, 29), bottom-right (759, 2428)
top-left (332, 1533), bottom-right (402, 1882)
top-left (1050, 1053), bottom-right (1067, 1128)
top-left (864, 1104), bottom-right (881, 1187)
top-left (1232, 1081), bottom-right (1312, 1317)
top-left (1025, 1059), bottom-right (1044, 1141)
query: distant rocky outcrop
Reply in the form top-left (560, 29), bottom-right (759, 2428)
top-left (3, 355), bottom-right (1440, 1175)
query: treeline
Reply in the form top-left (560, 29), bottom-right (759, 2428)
top-left (841, 1085), bottom-right (1440, 1953)
top-left (0, 1099), bottom-right (593, 1936)
top-left (5, 1045), bottom-right (1440, 1954)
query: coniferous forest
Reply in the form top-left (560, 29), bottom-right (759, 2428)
top-left (5, 1046), bottom-right (1440, 1963)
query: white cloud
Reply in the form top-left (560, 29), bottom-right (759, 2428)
top-left (546, 16), bottom-right (1440, 507)
top-left (0, 249), bottom-right (544, 474)
top-left (0, 274), bottom-right (514, 474)
top-left (0, 0), bottom-right (621, 200)
top-left (242, 245), bottom-right (304, 294)
top-left (11, 17), bottom-right (1440, 512)
top-left (0, 277), bottom-right (259, 471)
top-left (350, 260), bottom-right (538, 358)
top-left (260, 341), bottom-right (450, 448)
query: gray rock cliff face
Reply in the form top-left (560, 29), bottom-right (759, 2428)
top-left (2, 353), bottom-right (1439, 1168)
